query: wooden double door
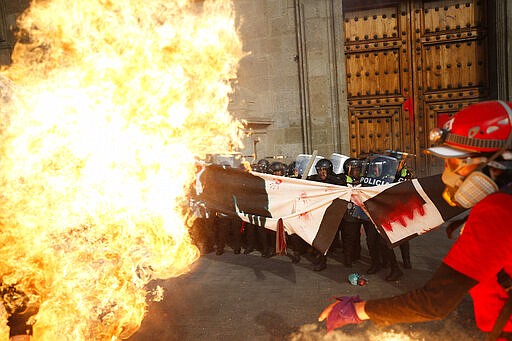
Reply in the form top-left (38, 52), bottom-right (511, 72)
top-left (342, 0), bottom-right (492, 176)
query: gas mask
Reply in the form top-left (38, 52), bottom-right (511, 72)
top-left (441, 157), bottom-right (499, 208)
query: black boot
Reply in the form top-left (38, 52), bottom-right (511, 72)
top-left (313, 255), bottom-right (327, 271)
top-left (343, 255), bottom-right (352, 268)
top-left (366, 263), bottom-right (381, 274)
top-left (313, 261), bottom-right (326, 271)
top-left (291, 252), bottom-right (301, 264)
top-left (385, 266), bottom-right (404, 281)
top-left (400, 242), bottom-right (412, 269)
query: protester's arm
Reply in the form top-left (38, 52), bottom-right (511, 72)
top-left (363, 262), bottom-right (477, 326)
top-left (320, 262), bottom-right (477, 330)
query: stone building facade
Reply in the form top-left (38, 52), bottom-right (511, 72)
top-left (231, 0), bottom-right (348, 164)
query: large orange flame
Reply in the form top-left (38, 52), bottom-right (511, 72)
top-left (0, 0), bottom-right (243, 339)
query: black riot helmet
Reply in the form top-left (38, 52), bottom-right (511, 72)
top-left (344, 158), bottom-right (363, 179)
top-left (287, 161), bottom-right (298, 177)
top-left (269, 161), bottom-right (287, 175)
top-left (315, 158), bottom-right (334, 174)
top-left (343, 158), bottom-right (357, 174)
top-left (255, 159), bottom-right (270, 173)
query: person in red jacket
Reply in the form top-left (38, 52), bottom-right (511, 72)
top-left (319, 100), bottom-right (512, 340)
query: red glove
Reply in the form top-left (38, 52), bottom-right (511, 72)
top-left (326, 296), bottom-right (363, 331)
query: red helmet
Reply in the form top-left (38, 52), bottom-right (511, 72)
top-left (427, 101), bottom-right (512, 158)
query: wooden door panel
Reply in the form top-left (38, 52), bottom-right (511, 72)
top-left (343, 7), bottom-right (399, 43)
top-left (351, 107), bottom-right (402, 154)
top-left (422, 0), bottom-right (485, 32)
top-left (411, 0), bottom-right (489, 175)
top-left (342, 0), bottom-right (490, 175)
top-left (423, 41), bottom-right (487, 91)
top-left (346, 49), bottom-right (401, 97)
top-left (343, 2), bottom-right (413, 157)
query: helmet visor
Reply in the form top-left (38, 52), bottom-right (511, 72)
top-left (425, 146), bottom-right (475, 158)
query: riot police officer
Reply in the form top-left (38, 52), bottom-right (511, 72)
top-left (269, 161), bottom-right (287, 176)
top-left (284, 161), bottom-right (307, 263)
top-left (388, 150), bottom-right (414, 269)
top-left (308, 158), bottom-right (346, 185)
top-left (307, 159), bottom-right (346, 271)
top-left (212, 162), bottom-right (242, 256)
top-left (343, 158), bottom-right (362, 184)
top-left (254, 158), bottom-right (270, 174)
top-left (360, 155), bottom-right (404, 281)
top-left (339, 158), bottom-right (364, 267)
top-left (257, 161), bottom-right (288, 258)
top-left (287, 161), bottom-right (300, 178)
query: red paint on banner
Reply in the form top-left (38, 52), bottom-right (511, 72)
top-left (381, 196), bottom-right (425, 231)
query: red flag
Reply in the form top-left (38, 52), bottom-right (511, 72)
top-left (275, 218), bottom-right (287, 256)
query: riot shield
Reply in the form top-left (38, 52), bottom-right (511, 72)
top-left (359, 155), bottom-right (400, 186)
top-left (329, 153), bottom-right (350, 174)
top-left (295, 154), bottom-right (324, 177)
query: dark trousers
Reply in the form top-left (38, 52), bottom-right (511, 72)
top-left (400, 241), bottom-right (411, 266)
top-left (363, 221), bottom-right (382, 266)
top-left (244, 223), bottom-right (259, 251)
top-left (214, 215), bottom-right (242, 251)
top-left (230, 217), bottom-right (243, 251)
top-left (190, 217), bottom-right (214, 253)
top-left (258, 228), bottom-right (276, 255)
top-left (379, 238), bottom-right (399, 268)
top-left (289, 233), bottom-right (307, 255)
top-left (340, 218), bottom-right (362, 265)
top-left (371, 229), bottom-right (399, 269)
top-left (214, 215), bottom-right (228, 251)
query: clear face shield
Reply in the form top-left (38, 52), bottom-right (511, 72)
top-left (362, 158), bottom-right (399, 180)
top-left (359, 156), bottom-right (400, 186)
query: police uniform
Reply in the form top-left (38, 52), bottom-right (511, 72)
top-left (287, 168), bottom-right (307, 264)
top-left (307, 172), bottom-right (346, 271)
top-left (395, 167), bottom-right (413, 269)
top-left (340, 175), bottom-right (363, 267)
top-left (359, 156), bottom-right (404, 280)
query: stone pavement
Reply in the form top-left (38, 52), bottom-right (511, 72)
top-left (129, 227), bottom-right (485, 341)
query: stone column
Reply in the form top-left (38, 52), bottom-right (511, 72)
top-left (296, 0), bottom-right (350, 157)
